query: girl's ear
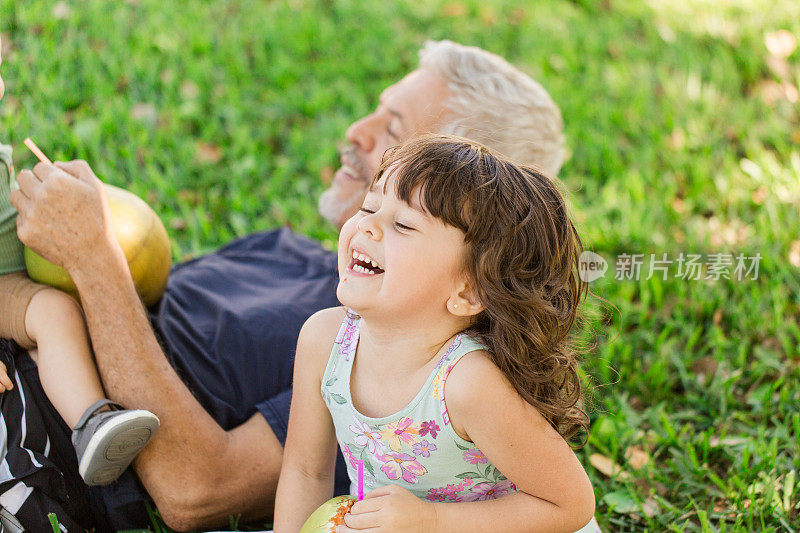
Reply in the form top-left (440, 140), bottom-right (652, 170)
top-left (446, 281), bottom-right (484, 317)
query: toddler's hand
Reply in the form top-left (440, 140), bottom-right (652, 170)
top-left (338, 484), bottom-right (439, 532)
top-left (0, 360), bottom-right (13, 392)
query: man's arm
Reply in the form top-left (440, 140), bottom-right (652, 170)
top-left (11, 161), bottom-right (282, 530)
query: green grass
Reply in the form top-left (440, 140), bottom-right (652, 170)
top-left (2, 0), bottom-right (799, 531)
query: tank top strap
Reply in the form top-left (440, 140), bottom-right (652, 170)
top-left (322, 309), bottom-right (361, 395)
top-left (435, 333), bottom-right (487, 375)
top-left (333, 309), bottom-right (361, 360)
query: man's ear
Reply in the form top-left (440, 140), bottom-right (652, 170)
top-left (445, 281), bottom-right (484, 318)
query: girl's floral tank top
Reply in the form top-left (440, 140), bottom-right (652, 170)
top-left (321, 311), bottom-right (517, 503)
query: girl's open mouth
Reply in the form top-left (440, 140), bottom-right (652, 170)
top-left (348, 250), bottom-right (385, 275)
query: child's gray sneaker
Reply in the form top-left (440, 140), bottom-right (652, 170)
top-left (71, 399), bottom-right (160, 486)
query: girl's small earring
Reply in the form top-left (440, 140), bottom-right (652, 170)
top-left (453, 304), bottom-right (458, 309)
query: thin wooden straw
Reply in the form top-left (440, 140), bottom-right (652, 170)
top-left (24, 138), bottom-right (52, 164)
top-left (357, 460), bottom-right (364, 501)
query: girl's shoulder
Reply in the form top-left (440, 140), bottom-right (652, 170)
top-left (303, 305), bottom-right (349, 331)
top-left (295, 306), bottom-right (349, 377)
top-left (443, 348), bottom-right (501, 408)
top-left (443, 348), bottom-right (534, 438)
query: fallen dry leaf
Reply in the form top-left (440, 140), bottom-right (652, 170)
top-left (196, 142), bottom-right (222, 164)
top-left (181, 80), bottom-right (200, 100)
top-left (766, 55), bottom-right (791, 80)
top-left (691, 356), bottom-right (719, 383)
top-left (755, 80), bottom-right (799, 106)
top-left (589, 453), bottom-right (630, 480)
top-left (624, 446), bottom-right (651, 470)
top-left (131, 103), bottom-right (157, 124)
top-left (789, 240), bottom-right (800, 268)
top-left (641, 497), bottom-right (659, 518)
top-left (669, 128), bottom-right (686, 150)
top-left (757, 80), bottom-right (785, 106)
top-left (178, 189), bottom-right (200, 205)
top-left (765, 29), bottom-right (797, 58)
top-left (53, 1), bottom-right (71, 19)
top-left (784, 82), bottom-right (799, 103)
top-left (170, 217), bottom-right (187, 231)
top-left (752, 187), bottom-right (768, 205)
top-left (709, 436), bottom-right (748, 447)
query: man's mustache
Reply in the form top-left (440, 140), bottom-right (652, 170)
top-left (338, 145), bottom-right (370, 181)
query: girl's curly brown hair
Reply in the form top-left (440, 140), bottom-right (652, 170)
top-left (374, 134), bottom-right (590, 442)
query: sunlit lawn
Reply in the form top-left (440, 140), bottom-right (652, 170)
top-left (2, 0), bottom-right (799, 531)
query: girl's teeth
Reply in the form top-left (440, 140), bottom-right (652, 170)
top-left (351, 264), bottom-right (376, 275)
top-left (350, 250), bottom-right (381, 270)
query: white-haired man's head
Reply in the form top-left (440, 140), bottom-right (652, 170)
top-left (418, 40), bottom-right (565, 176)
top-left (319, 39), bottom-right (566, 229)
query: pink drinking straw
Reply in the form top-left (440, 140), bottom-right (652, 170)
top-left (23, 138), bottom-right (52, 165)
top-left (357, 460), bottom-right (364, 501)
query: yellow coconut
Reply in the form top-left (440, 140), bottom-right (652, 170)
top-left (24, 184), bottom-right (171, 306)
top-left (300, 496), bottom-right (358, 533)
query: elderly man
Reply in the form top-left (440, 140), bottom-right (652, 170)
top-left (8, 40), bottom-right (565, 531)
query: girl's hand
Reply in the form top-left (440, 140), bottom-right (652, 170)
top-left (339, 484), bottom-right (439, 532)
top-left (0, 360), bottom-right (13, 392)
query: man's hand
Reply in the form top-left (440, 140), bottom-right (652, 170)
top-left (0, 361), bottom-right (13, 392)
top-left (9, 160), bottom-right (119, 274)
top-left (339, 485), bottom-right (440, 532)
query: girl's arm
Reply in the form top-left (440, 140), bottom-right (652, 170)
top-left (436, 350), bottom-right (595, 532)
top-left (342, 350), bottom-right (595, 533)
top-left (273, 307), bottom-right (348, 533)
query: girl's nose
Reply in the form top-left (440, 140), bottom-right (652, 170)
top-left (356, 213), bottom-right (382, 241)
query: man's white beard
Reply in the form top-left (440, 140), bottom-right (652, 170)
top-left (318, 184), bottom-right (363, 229)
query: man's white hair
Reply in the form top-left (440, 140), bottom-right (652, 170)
top-left (419, 40), bottom-right (566, 176)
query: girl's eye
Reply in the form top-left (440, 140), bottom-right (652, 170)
top-left (359, 207), bottom-right (375, 214)
top-left (387, 127), bottom-right (400, 141)
top-left (395, 221), bottom-right (415, 231)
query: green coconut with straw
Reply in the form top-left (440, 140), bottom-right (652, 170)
top-left (21, 138), bottom-right (171, 306)
top-left (299, 459), bottom-right (364, 532)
